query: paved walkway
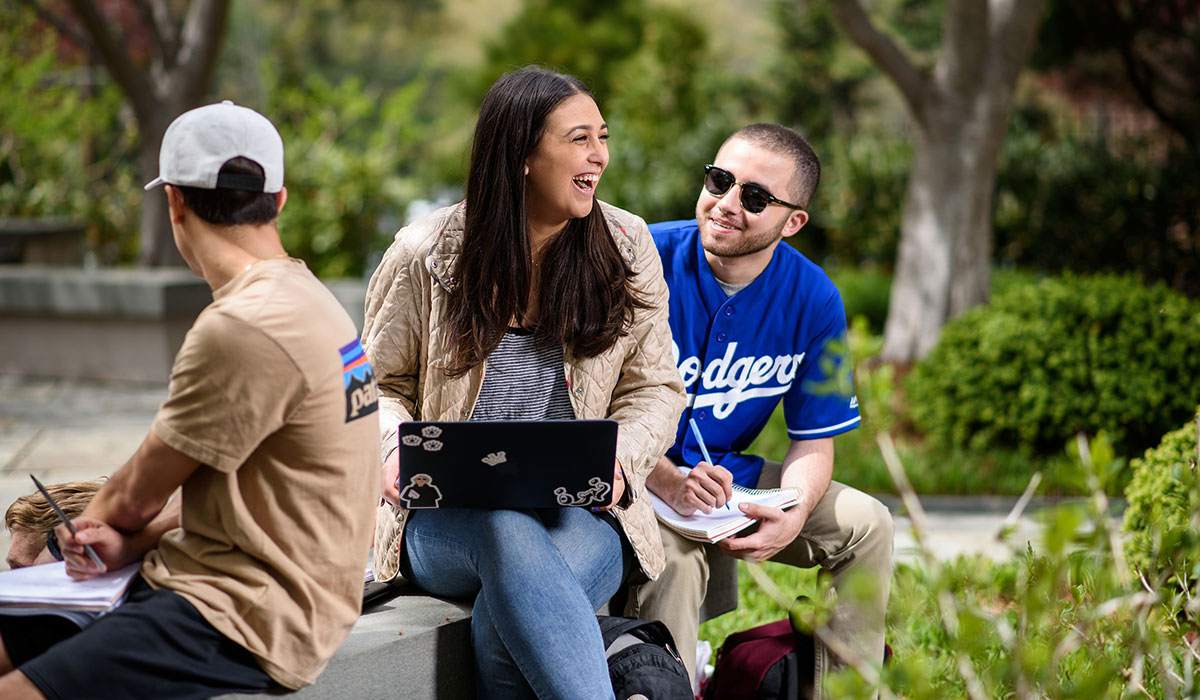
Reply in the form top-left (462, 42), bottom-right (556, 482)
top-left (0, 377), bottom-right (1106, 570)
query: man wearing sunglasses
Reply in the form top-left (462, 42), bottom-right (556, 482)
top-left (627, 124), bottom-right (894, 698)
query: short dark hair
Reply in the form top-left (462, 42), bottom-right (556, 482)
top-left (727, 124), bottom-right (821, 208)
top-left (176, 157), bottom-right (279, 225)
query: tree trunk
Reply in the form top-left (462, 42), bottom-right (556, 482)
top-left (829, 0), bottom-right (1046, 364)
top-left (881, 113), bottom-right (999, 361)
top-left (135, 113), bottom-right (184, 267)
top-left (56, 0), bottom-right (231, 267)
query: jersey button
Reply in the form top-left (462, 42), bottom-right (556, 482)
top-left (696, 410), bottom-right (708, 420)
top-left (716, 332), bottom-right (727, 342)
top-left (723, 306), bottom-right (735, 316)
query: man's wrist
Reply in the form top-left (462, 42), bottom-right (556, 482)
top-left (646, 457), bottom-right (683, 497)
top-left (45, 529), bottom-right (64, 561)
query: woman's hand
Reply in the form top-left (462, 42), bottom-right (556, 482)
top-left (597, 460), bottom-right (626, 511)
top-left (381, 448), bottom-right (400, 506)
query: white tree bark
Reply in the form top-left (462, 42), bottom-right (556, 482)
top-left (828, 0), bottom-right (1046, 363)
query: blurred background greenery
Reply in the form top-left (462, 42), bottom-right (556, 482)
top-left (5, 3), bottom-right (1199, 694)
top-left (3, 0), bottom-right (1196, 287)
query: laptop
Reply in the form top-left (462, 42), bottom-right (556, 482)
top-left (395, 420), bottom-right (618, 509)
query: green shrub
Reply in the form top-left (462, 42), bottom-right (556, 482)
top-left (828, 267), bottom-right (891, 333)
top-left (905, 273), bottom-right (1200, 457)
top-left (0, 5), bottom-right (139, 264)
top-left (1122, 412), bottom-right (1200, 579)
top-left (267, 68), bottom-right (431, 277)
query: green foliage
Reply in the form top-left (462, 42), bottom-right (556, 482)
top-left (708, 435), bottom-right (1200, 699)
top-left (766, 0), bottom-right (875, 143)
top-left (266, 68), bottom-right (432, 277)
top-left (905, 273), bottom-right (1200, 457)
top-left (995, 107), bottom-right (1200, 297)
top-left (749, 307), bottom-right (1086, 497)
top-left (828, 266), bottom-right (892, 333)
top-left (0, 6), bottom-right (138, 263)
top-left (1122, 412), bottom-right (1200, 581)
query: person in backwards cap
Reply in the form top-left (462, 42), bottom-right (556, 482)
top-left (0, 101), bottom-right (380, 700)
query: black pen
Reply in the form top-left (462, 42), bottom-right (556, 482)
top-left (30, 474), bottom-right (106, 571)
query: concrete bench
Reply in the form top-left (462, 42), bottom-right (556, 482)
top-left (217, 553), bottom-right (737, 699)
top-left (0, 266), bottom-right (213, 383)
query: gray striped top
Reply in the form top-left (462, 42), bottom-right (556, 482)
top-left (470, 328), bottom-right (576, 421)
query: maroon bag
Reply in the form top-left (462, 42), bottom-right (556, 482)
top-left (701, 619), bottom-right (814, 700)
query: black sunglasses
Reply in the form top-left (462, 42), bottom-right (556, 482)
top-left (703, 165), bottom-right (803, 214)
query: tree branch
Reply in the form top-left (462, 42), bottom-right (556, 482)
top-left (130, 0), bottom-right (178, 71)
top-left (1107, 0), bottom-right (1198, 153)
top-left (63, 0), bottom-right (155, 120)
top-left (173, 0), bottom-right (230, 106)
top-left (827, 0), bottom-right (932, 125)
top-left (16, 0), bottom-right (92, 55)
top-left (986, 0), bottom-right (1048, 91)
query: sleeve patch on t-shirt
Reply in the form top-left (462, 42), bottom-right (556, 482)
top-left (341, 338), bottom-right (379, 422)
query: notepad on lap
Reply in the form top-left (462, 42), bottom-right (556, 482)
top-left (648, 469), bottom-right (800, 543)
top-left (0, 561), bottom-right (139, 627)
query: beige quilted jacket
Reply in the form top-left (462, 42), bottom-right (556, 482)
top-left (363, 201), bottom-right (685, 583)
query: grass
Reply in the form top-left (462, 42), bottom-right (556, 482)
top-left (745, 404), bottom-right (1096, 497)
top-left (699, 561), bottom-right (820, 653)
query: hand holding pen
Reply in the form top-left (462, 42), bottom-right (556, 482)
top-left (689, 418), bottom-right (731, 511)
top-left (31, 474), bottom-right (106, 572)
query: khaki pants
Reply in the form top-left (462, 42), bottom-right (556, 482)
top-left (626, 462), bottom-right (894, 699)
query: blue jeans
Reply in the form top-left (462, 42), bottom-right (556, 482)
top-left (403, 507), bottom-right (626, 700)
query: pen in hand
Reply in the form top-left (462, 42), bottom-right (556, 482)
top-left (30, 474), bottom-right (106, 571)
top-left (688, 418), bottom-right (729, 511)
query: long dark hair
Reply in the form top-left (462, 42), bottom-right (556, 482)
top-left (445, 65), bottom-right (647, 375)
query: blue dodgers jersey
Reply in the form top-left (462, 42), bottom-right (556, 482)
top-left (651, 219), bottom-right (861, 487)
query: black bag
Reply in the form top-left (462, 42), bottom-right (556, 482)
top-left (599, 616), bottom-right (694, 700)
top-left (701, 618), bottom-right (814, 700)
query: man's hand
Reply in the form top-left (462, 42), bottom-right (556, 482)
top-left (381, 448), bottom-right (400, 506)
top-left (597, 460), bottom-right (626, 511)
top-left (718, 502), bottom-right (807, 563)
top-left (57, 518), bottom-right (131, 580)
top-left (667, 461), bottom-right (733, 516)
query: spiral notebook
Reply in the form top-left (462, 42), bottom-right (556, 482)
top-left (648, 469), bottom-right (800, 543)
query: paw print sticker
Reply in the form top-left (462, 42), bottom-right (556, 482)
top-left (422, 439), bottom-right (443, 452)
top-left (401, 435), bottom-right (422, 447)
top-left (421, 426), bottom-right (443, 439)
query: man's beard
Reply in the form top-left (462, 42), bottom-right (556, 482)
top-left (700, 214), bottom-right (786, 258)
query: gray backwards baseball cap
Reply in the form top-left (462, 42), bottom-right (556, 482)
top-left (144, 100), bottom-right (284, 193)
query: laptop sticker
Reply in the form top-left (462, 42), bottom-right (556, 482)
top-left (400, 473), bottom-right (443, 509)
top-left (554, 477), bottom-right (611, 507)
top-left (422, 440), bottom-right (443, 452)
top-left (482, 452), bottom-right (507, 466)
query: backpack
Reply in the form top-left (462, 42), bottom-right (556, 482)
top-left (701, 618), bottom-right (815, 700)
top-left (599, 616), bottom-right (694, 700)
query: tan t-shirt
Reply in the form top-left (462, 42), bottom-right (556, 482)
top-left (141, 258), bottom-right (380, 689)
